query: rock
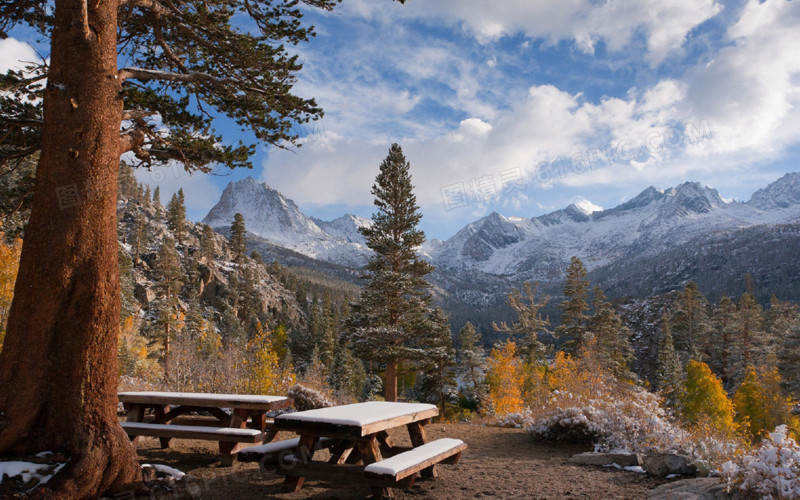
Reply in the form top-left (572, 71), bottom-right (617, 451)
top-left (569, 452), bottom-right (642, 467)
top-left (647, 478), bottom-right (728, 499)
top-left (134, 282), bottom-right (155, 305)
top-left (643, 454), bottom-right (697, 477)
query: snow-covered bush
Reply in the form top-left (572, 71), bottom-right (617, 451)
top-left (527, 385), bottom-right (695, 455)
top-left (288, 384), bottom-right (334, 411)
top-left (721, 425), bottom-right (800, 499)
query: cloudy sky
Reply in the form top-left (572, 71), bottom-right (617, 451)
top-left (3, 0), bottom-right (800, 240)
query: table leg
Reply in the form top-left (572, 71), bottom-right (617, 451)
top-left (154, 405), bottom-right (171, 449)
top-left (328, 441), bottom-right (356, 465)
top-left (125, 403), bottom-right (145, 445)
top-left (358, 437), bottom-right (392, 499)
top-left (218, 408), bottom-right (249, 466)
top-left (376, 430), bottom-right (396, 457)
top-left (408, 421), bottom-right (437, 478)
top-left (283, 435), bottom-right (318, 492)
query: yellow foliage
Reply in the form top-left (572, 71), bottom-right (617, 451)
top-left (242, 322), bottom-right (295, 395)
top-left (549, 344), bottom-right (609, 401)
top-left (733, 366), bottom-right (800, 443)
top-left (0, 236), bottom-right (22, 351)
top-left (484, 341), bottom-right (525, 415)
top-left (681, 360), bottom-right (737, 435)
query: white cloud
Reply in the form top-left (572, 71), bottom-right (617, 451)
top-left (0, 38), bottom-right (38, 72)
top-left (351, 0), bottom-right (722, 66)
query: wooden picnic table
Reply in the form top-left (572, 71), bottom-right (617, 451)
top-left (119, 391), bottom-right (292, 465)
top-left (272, 401), bottom-right (464, 498)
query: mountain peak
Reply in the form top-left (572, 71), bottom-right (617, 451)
top-left (748, 172), bottom-right (800, 210)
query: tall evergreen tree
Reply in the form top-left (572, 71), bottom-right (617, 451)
top-left (557, 256), bottom-right (590, 354)
top-left (153, 186), bottom-right (162, 209)
top-left (731, 292), bottom-right (770, 385)
top-left (671, 282), bottom-right (711, 360)
top-left (167, 188), bottom-right (188, 245)
top-left (710, 296), bottom-right (738, 389)
top-left (230, 212), bottom-right (248, 262)
top-left (415, 308), bottom-right (458, 410)
top-left (656, 311), bottom-right (683, 408)
top-left (587, 287), bottom-right (634, 380)
top-left (329, 345), bottom-right (367, 402)
top-left (768, 296), bottom-right (800, 398)
top-left (152, 236), bottom-right (183, 379)
top-left (492, 282), bottom-right (550, 365)
top-left (458, 322), bottom-right (487, 404)
top-left (344, 144), bottom-right (435, 402)
top-left (199, 224), bottom-right (217, 264)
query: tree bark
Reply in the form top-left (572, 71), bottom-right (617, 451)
top-left (385, 360), bottom-right (398, 402)
top-left (0, 0), bottom-right (142, 497)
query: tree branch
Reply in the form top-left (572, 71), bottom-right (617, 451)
top-left (121, 109), bottom-right (158, 120)
top-left (118, 66), bottom-right (232, 86)
top-left (118, 0), bottom-right (172, 17)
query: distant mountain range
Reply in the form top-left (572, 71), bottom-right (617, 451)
top-left (202, 173), bottom-right (800, 331)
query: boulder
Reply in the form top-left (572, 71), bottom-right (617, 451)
top-left (643, 454), bottom-right (697, 477)
top-left (647, 478), bottom-right (728, 499)
top-left (569, 452), bottom-right (642, 467)
top-left (134, 282), bottom-right (155, 305)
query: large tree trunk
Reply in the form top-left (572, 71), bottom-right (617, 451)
top-left (385, 360), bottom-right (398, 402)
top-left (0, 0), bottom-right (141, 497)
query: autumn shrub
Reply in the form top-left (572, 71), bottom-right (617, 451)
top-left (483, 341), bottom-right (525, 415)
top-left (734, 366), bottom-right (800, 443)
top-left (681, 360), bottom-right (737, 436)
top-left (0, 235), bottom-right (22, 350)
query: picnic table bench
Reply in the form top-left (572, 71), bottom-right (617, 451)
top-left (258, 401), bottom-right (466, 498)
top-left (118, 391), bottom-right (291, 465)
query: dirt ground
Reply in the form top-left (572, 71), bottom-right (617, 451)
top-left (133, 423), bottom-right (672, 499)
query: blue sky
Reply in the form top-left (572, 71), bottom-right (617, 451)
top-left (2, 0), bottom-right (800, 240)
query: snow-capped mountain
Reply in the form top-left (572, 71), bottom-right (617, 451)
top-left (202, 177), bottom-right (371, 267)
top-left (430, 175), bottom-right (800, 280)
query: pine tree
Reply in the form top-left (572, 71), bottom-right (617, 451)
top-left (344, 144), bottom-right (435, 402)
top-left (656, 312), bottom-right (683, 408)
top-left (710, 296), bottom-right (737, 389)
top-left (153, 186), bottom-right (162, 209)
top-left (415, 308), bottom-right (457, 411)
top-left (329, 346), bottom-right (367, 402)
top-left (167, 188), bottom-right (188, 245)
top-left (492, 282), bottom-right (551, 365)
top-left (458, 322), bottom-right (487, 404)
top-left (769, 297), bottom-right (800, 398)
top-left (557, 256), bottom-right (590, 355)
top-left (230, 212), bottom-right (248, 262)
top-left (199, 224), bottom-right (217, 264)
top-left (588, 287), bottom-right (634, 380)
top-left (152, 236), bottom-right (183, 379)
top-left (671, 282), bottom-right (711, 361)
top-left (731, 292), bottom-right (770, 385)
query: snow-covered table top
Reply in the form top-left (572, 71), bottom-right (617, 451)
top-left (118, 391), bottom-right (289, 410)
top-left (274, 402), bottom-right (438, 437)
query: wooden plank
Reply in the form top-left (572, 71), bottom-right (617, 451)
top-left (120, 422), bottom-right (262, 443)
top-left (364, 442), bottom-right (467, 482)
top-left (118, 392), bottom-right (291, 411)
top-left (407, 422), bottom-right (437, 478)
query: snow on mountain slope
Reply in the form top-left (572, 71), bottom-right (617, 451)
top-left (202, 177), bottom-right (371, 267)
top-left (431, 177), bottom-right (800, 279)
top-left (312, 214), bottom-right (371, 245)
